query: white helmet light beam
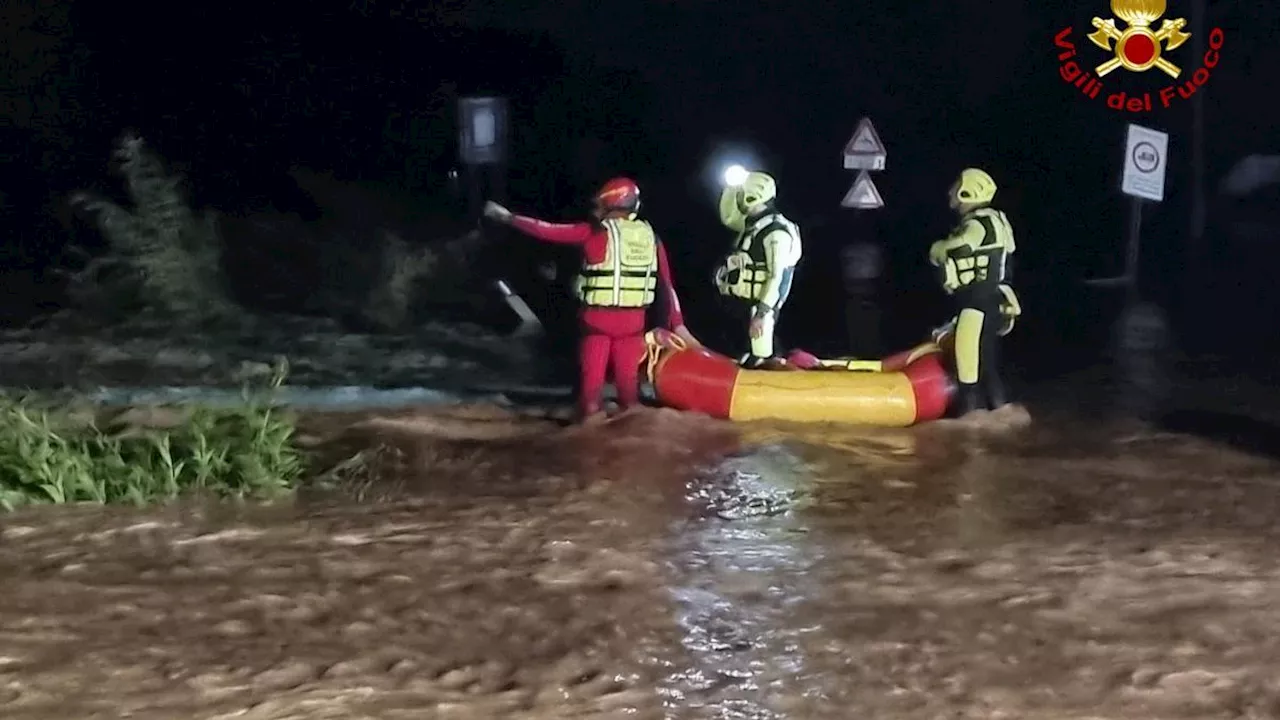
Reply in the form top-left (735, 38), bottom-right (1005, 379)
top-left (722, 164), bottom-right (749, 187)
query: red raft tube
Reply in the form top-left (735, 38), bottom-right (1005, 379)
top-left (643, 331), bottom-right (955, 427)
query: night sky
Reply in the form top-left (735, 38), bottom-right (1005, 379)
top-left (1, 0), bottom-right (1270, 355)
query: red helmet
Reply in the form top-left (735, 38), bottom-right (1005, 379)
top-left (593, 177), bottom-right (641, 214)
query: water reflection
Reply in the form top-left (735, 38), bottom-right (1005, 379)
top-left (663, 444), bottom-right (826, 718)
top-left (10, 404), bottom-right (1280, 717)
top-left (658, 425), bottom-right (1031, 716)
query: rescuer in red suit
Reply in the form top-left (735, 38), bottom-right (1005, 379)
top-left (483, 178), bottom-right (702, 421)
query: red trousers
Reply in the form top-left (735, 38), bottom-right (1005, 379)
top-left (578, 307), bottom-right (648, 417)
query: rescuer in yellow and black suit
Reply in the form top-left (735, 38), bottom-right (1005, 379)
top-left (713, 171), bottom-right (803, 369)
top-left (928, 168), bottom-right (1021, 416)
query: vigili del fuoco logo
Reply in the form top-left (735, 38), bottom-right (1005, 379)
top-left (1054, 0), bottom-right (1225, 112)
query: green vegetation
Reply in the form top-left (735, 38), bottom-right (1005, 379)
top-left (66, 133), bottom-right (235, 324)
top-left (363, 230), bottom-right (439, 331)
top-left (0, 371), bottom-right (301, 511)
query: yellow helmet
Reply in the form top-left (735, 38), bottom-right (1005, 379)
top-left (738, 171), bottom-right (776, 210)
top-left (954, 168), bottom-right (996, 205)
top-left (718, 187), bottom-right (746, 232)
top-left (719, 171), bottom-right (776, 230)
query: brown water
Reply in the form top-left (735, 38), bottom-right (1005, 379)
top-left (5, 404), bottom-right (1280, 719)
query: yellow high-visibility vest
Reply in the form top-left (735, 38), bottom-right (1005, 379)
top-left (932, 207), bottom-right (1015, 294)
top-left (715, 213), bottom-right (799, 301)
top-left (576, 218), bottom-right (658, 307)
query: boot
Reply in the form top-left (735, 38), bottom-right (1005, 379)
top-left (740, 354), bottom-right (794, 371)
top-left (762, 357), bottom-right (799, 371)
top-left (984, 376), bottom-right (1009, 410)
top-left (955, 384), bottom-right (983, 417)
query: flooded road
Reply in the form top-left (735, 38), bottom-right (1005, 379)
top-left (5, 405), bottom-right (1280, 718)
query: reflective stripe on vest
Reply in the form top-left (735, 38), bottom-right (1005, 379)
top-left (943, 208), bottom-right (1014, 291)
top-left (718, 214), bottom-right (797, 301)
top-left (577, 218), bottom-right (658, 308)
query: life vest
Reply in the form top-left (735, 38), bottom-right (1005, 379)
top-left (575, 218), bottom-right (659, 308)
top-left (715, 212), bottom-right (801, 302)
top-left (938, 207), bottom-right (1015, 294)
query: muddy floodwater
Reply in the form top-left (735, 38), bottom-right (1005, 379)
top-left (6, 404), bottom-right (1280, 719)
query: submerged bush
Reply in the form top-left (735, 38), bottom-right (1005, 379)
top-left (65, 133), bottom-right (235, 323)
top-left (362, 230), bottom-right (438, 330)
top-left (0, 373), bottom-right (302, 510)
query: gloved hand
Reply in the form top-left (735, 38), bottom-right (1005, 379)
top-left (672, 324), bottom-right (703, 348)
top-left (483, 201), bottom-right (512, 224)
top-left (930, 319), bottom-right (956, 343)
top-left (997, 283), bottom-right (1022, 336)
top-left (749, 304), bottom-right (774, 340)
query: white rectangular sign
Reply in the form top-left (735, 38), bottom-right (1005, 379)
top-left (1121, 123), bottom-right (1169, 202)
top-left (458, 96), bottom-right (509, 165)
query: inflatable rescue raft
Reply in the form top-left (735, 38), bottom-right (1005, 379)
top-left (643, 332), bottom-right (955, 427)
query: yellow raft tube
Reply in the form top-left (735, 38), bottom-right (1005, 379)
top-left (643, 332), bottom-right (956, 426)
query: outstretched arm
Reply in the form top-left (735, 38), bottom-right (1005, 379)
top-left (508, 215), bottom-right (595, 245)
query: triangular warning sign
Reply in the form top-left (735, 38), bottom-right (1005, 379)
top-left (844, 118), bottom-right (886, 156)
top-left (841, 171), bottom-right (884, 209)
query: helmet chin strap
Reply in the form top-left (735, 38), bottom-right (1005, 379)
top-left (741, 199), bottom-right (773, 221)
top-left (598, 207), bottom-right (638, 221)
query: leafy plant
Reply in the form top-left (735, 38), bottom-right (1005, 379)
top-left (0, 363), bottom-right (301, 511)
top-left (362, 230), bottom-right (437, 330)
top-left (65, 133), bottom-right (235, 323)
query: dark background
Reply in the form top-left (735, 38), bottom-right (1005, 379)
top-left (0, 0), bottom-right (1271, 369)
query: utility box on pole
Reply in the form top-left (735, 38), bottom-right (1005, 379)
top-left (457, 96), bottom-right (509, 219)
top-left (458, 96), bottom-right (539, 338)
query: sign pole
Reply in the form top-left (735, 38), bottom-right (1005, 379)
top-left (1088, 122), bottom-right (1168, 296)
top-left (465, 165), bottom-right (484, 221)
top-left (1084, 123), bottom-right (1168, 295)
top-left (458, 96), bottom-right (541, 339)
top-left (491, 161), bottom-right (507, 204)
top-left (458, 96), bottom-right (510, 219)
top-left (1187, 0), bottom-right (1206, 325)
top-left (840, 210), bottom-right (883, 356)
top-left (839, 117), bottom-right (887, 355)
top-left (1124, 196), bottom-right (1143, 305)
top-left (1114, 123), bottom-right (1170, 424)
